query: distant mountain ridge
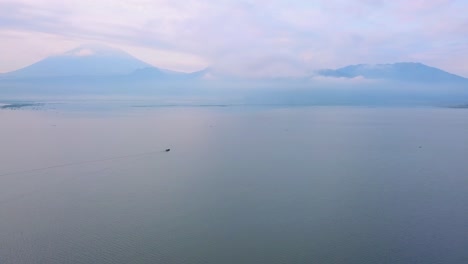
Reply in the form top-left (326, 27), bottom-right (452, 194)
top-left (317, 62), bottom-right (468, 83)
top-left (1, 45), bottom-right (468, 106)
top-left (1, 45), bottom-right (467, 85)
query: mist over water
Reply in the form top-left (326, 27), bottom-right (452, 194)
top-left (1, 105), bottom-right (467, 264)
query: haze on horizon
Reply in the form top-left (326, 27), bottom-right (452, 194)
top-left (1, 0), bottom-right (467, 78)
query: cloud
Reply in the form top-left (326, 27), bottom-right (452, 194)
top-left (0, 0), bottom-right (467, 77)
top-left (70, 48), bottom-right (94, 56)
top-left (310, 75), bottom-right (380, 85)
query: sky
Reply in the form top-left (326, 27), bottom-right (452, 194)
top-left (0, 0), bottom-right (467, 77)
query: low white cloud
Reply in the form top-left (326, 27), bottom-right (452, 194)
top-left (70, 48), bottom-right (94, 56)
top-left (310, 75), bottom-right (380, 85)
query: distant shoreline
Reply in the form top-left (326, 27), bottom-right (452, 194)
top-left (0, 103), bottom-right (43, 109)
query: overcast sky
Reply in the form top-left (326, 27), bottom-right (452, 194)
top-left (0, 0), bottom-right (467, 77)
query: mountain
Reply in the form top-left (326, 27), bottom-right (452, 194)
top-left (0, 44), bottom-right (153, 79)
top-left (317, 62), bottom-right (468, 83)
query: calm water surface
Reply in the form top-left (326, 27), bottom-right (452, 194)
top-left (0, 106), bottom-right (467, 264)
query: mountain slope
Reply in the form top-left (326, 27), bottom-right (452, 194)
top-left (317, 62), bottom-right (468, 83)
top-left (2, 44), bottom-right (152, 78)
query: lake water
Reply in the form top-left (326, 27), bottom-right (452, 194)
top-left (1, 105), bottom-right (467, 264)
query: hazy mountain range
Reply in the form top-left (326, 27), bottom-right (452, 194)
top-left (0, 44), bottom-right (204, 82)
top-left (317, 63), bottom-right (468, 83)
top-left (1, 44), bottom-right (467, 84)
top-left (1, 44), bottom-right (467, 106)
